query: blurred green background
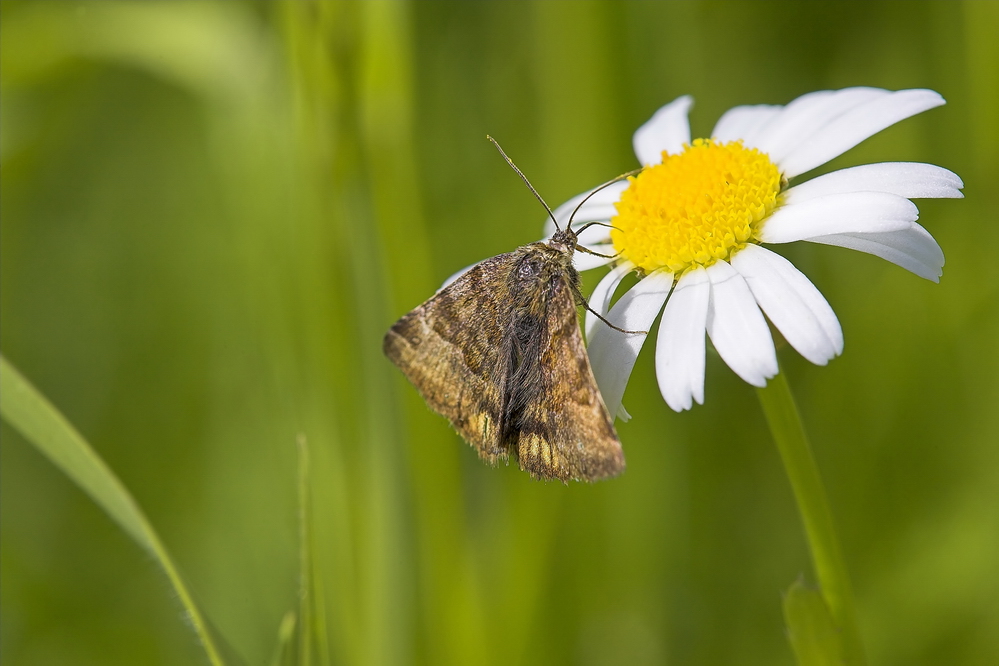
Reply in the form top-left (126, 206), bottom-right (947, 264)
top-left (2, 1), bottom-right (997, 664)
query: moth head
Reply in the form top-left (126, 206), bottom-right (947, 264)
top-left (547, 228), bottom-right (578, 258)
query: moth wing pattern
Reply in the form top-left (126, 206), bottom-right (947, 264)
top-left (513, 273), bottom-right (625, 482)
top-left (382, 255), bottom-right (514, 463)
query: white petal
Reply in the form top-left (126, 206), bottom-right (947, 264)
top-left (783, 162), bottom-right (965, 203)
top-left (544, 181), bottom-right (629, 237)
top-left (753, 87), bottom-right (889, 166)
top-left (760, 191), bottom-right (918, 244)
top-left (731, 245), bottom-right (843, 365)
top-left (705, 261), bottom-right (777, 387)
top-left (633, 95), bottom-right (693, 166)
top-left (807, 223), bottom-right (945, 282)
top-left (711, 104), bottom-right (782, 146)
top-left (585, 261), bottom-right (635, 340)
top-left (573, 247), bottom-right (617, 272)
top-left (656, 267), bottom-right (709, 412)
top-left (587, 270), bottom-right (674, 421)
top-left (778, 89), bottom-right (946, 178)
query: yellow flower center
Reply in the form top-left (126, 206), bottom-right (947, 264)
top-left (611, 139), bottom-right (782, 274)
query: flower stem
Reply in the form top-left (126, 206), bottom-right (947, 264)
top-left (756, 365), bottom-right (866, 665)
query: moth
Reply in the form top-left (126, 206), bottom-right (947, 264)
top-left (383, 139), bottom-right (643, 483)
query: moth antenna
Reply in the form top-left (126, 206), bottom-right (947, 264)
top-left (574, 245), bottom-right (619, 259)
top-left (566, 168), bottom-right (644, 232)
top-left (487, 135), bottom-right (561, 232)
top-left (573, 220), bottom-right (622, 235)
top-left (569, 282), bottom-right (648, 336)
top-left (573, 222), bottom-right (623, 258)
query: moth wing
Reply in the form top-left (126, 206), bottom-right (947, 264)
top-left (382, 255), bottom-right (513, 463)
top-left (515, 275), bottom-right (625, 482)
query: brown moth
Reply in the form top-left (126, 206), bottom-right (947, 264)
top-left (383, 139), bottom-right (642, 483)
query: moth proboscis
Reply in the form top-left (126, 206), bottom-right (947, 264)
top-left (383, 138), bottom-right (644, 482)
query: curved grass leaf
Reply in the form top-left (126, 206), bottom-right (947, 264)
top-left (0, 355), bottom-right (228, 666)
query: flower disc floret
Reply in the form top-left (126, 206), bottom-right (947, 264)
top-left (611, 139), bottom-right (782, 273)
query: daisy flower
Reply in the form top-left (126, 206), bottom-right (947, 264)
top-left (544, 87), bottom-right (963, 415)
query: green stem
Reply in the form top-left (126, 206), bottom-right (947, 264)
top-left (756, 365), bottom-right (866, 665)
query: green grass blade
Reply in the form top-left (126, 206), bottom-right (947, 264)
top-left (297, 435), bottom-right (313, 666)
top-left (296, 433), bottom-right (332, 666)
top-left (0, 355), bottom-right (227, 666)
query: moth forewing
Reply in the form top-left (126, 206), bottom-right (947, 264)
top-left (382, 255), bottom-right (510, 462)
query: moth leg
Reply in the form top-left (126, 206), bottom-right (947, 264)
top-left (569, 281), bottom-right (649, 336)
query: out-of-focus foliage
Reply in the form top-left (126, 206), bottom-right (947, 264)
top-left (2, 2), bottom-right (996, 665)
